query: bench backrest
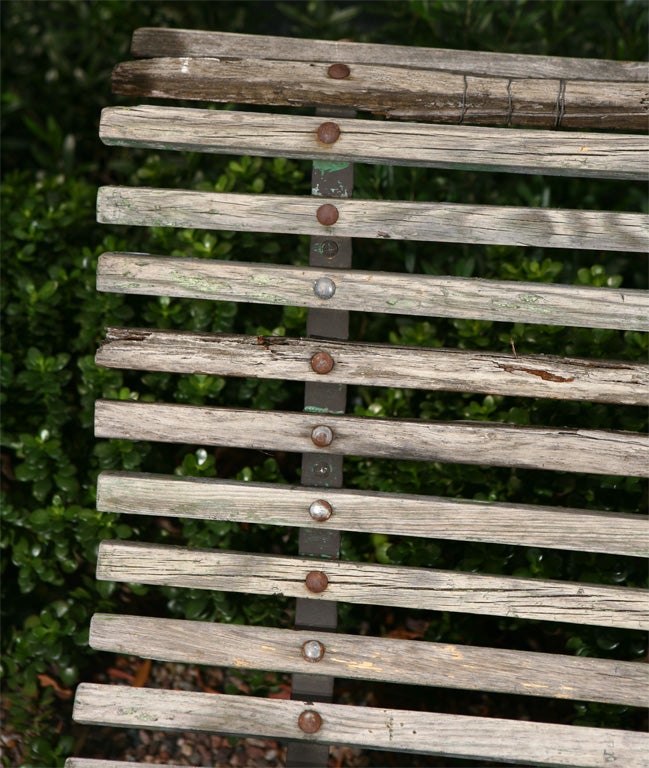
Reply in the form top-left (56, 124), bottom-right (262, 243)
top-left (69, 28), bottom-right (648, 768)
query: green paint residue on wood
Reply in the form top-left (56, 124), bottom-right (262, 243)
top-left (313, 160), bottom-right (351, 173)
top-left (304, 405), bottom-right (344, 415)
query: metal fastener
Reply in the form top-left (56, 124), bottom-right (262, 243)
top-left (313, 276), bottom-right (336, 299)
top-left (321, 240), bottom-right (339, 257)
top-left (316, 121), bottom-right (341, 145)
top-left (316, 203), bottom-right (339, 226)
top-left (311, 425), bottom-right (333, 447)
top-left (305, 570), bottom-right (329, 593)
top-left (314, 463), bottom-right (330, 477)
top-left (298, 709), bottom-right (323, 734)
top-left (309, 499), bottom-right (333, 522)
top-left (301, 639), bottom-right (326, 662)
top-left (328, 63), bottom-right (350, 79)
top-left (311, 351), bottom-right (334, 374)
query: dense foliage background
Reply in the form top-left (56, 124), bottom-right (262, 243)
top-left (1, 1), bottom-right (647, 765)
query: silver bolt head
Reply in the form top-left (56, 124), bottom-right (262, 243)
top-left (313, 276), bottom-right (336, 299)
top-left (301, 639), bottom-right (325, 662)
top-left (311, 424), bottom-right (334, 447)
top-left (309, 499), bottom-right (333, 522)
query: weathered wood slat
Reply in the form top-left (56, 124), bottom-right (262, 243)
top-left (95, 400), bottom-right (649, 477)
top-left (73, 684), bottom-right (648, 767)
top-left (66, 762), bottom-right (183, 768)
top-left (97, 541), bottom-right (648, 630)
top-left (99, 106), bottom-right (649, 181)
top-left (96, 471), bottom-right (649, 557)
top-left (97, 328), bottom-right (649, 406)
top-left (131, 28), bottom-right (648, 83)
top-left (96, 255), bottom-right (649, 332)
top-left (97, 187), bottom-right (649, 254)
top-left (89, 613), bottom-right (649, 707)
top-left (111, 57), bottom-right (648, 131)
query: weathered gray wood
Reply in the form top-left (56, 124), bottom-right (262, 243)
top-left (111, 57), bottom-right (648, 130)
top-left (97, 188), bottom-right (649, 253)
top-left (94, 399), bottom-right (649, 478)
top-left (66, 762), bottom-right (184, 768)
top-left (131, 28), bottom-right (649, 83)
top-left (73, 683), bottom-right (649, 766)
top-left (97, 541), bottom-right (648, 630)
top-left (99, 106), bottom-right (649, 181)
top-left (97, 328), bottom-right (649, 406)
top-left (96, 471), bottom-right (649, 557)
top-left (89, 613), bottom-right (649, 707)
top-left (96, 255), bottom-right (649, 332)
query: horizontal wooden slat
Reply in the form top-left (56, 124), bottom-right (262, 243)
top-left (99, 106), bottom-right (649, 181)
top-left (131, 28), bottom-right (648, 83)
top-left (97, 188), bottom-right (649, 253)
top-left (97, 471), bottom-right (649, 557)
top-left (66, 762), bottom-right (184, 768)
top-left (95, 399), bottom-right (649, 478)
top-left (112, 57), bottom-right (648, 131)
top-left (73, 684), bottom-right (648, 766)
top-left (90, 613), bottom-right (649, 707)
top-left (97, 255), bottom-right (649, 332)
top-left (97, 328), bottom-right (649, 406)
top-left (97, 541), bottom-right (648, 630)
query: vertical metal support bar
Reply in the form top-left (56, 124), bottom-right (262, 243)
top-left (286, 118), bottom-right (354, 768)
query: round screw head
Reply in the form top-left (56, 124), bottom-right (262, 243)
top-left (298, 709), bottom-right (323, 734)
top-left (328, 63), bottom-right (351, 79)
top-left (301, 639), bottom-right (326, 662)
top-left (316, 203), bottom-right (339, 226)
top-left (311, 425), bottom-right (333, 447)
top-left (311, 351), bottom-right (334, 375)
top-left (305, 570), bottom-right (329, 593)
top-left (309, 499), bottom-right (333, 522)
top-left (313, 276), bottom-right (336, 299)
top-left (321, 240), bottom-right (339, 257)
top-left (316, 121), bottom-right (341, 145)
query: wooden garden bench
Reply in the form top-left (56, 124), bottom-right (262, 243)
top-left (67, 28), bottom-right (649, 768)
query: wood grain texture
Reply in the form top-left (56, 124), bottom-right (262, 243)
top-left (97, 328), bottom-right (649, 406)
top-left (111, 57), bottom-right (648, 131)
top-left (97, 187), bottom-right (649, 253)
top-left (66, 762), bottom-right (184, 768)
top-left (94, 399), bottom-right (649, 478)
top-left (130, 28), bottom-right (649, 82)
top-left (96, 471), bottom-right (649, 558)
top-left (73, 683), bottom-right (649, 766)
top-left (99, 106), bottom-right (649, 181)
top-left (96, 541), bottom-right (648, 630)
top-left (89, 613), bottom-right (649, 707)
top-left (96, 255), bottom-right (649, 332)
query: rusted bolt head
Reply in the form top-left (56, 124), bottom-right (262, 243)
top-left (298, 709), bottom-right (323, 734)
top-left (328, 63), bottom-right (350, 79)
top-left (311, 424), bottom-right (333, 447)
top-left (321, 240), bottom-right (339, 257)
top-left (316, 121), bottom-right (341, 145)
top-left (309, 499), bottom-right (333, 522)
top-left (313, 276), bottom-right (336, 299)
top-left (311, 351), bottom-right (334, 374)
top-left (305, 570), bottom-right (329, 593)
top-left (301, 639), bottom-right (326, 662)
top-left (316, 203), bottom-right (339, 226)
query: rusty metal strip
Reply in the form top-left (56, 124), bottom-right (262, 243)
top-left (287, 112), bottom-right (354, 768)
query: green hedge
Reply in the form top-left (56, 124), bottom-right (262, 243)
top-left (1, 1), bottom-right (647, 765)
